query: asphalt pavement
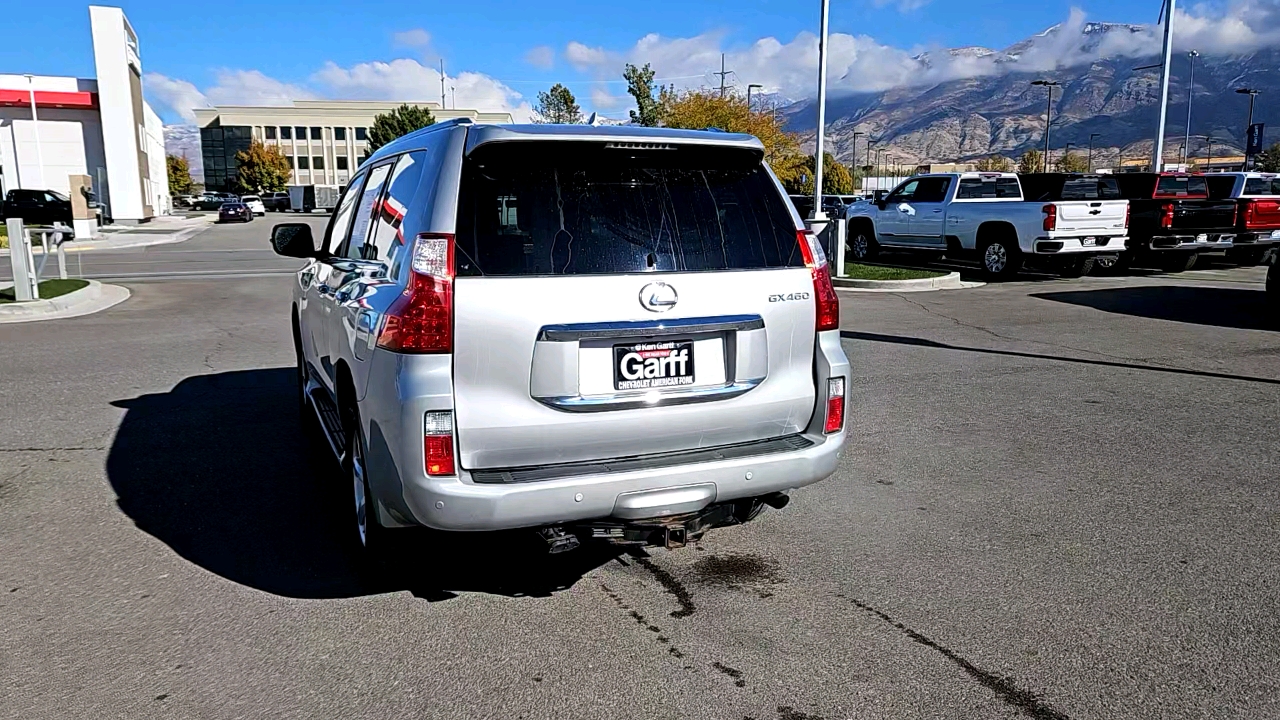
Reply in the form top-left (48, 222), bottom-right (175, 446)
top-left (1, 218), bottom-right (1278, 720)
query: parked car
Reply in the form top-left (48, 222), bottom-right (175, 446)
top-left (240, 194), bottom-right (266, 216)
top-left (1110, 173), bottom-right (1238, 272)
top-left (1204, 172), bottom-right (1280, 266)
top-left (790, 194), bottom-right (849, 220)
top-left (270, 121), bottom-right (850, 560)
top-left (287, 184), bottom-right (341, 213)
top-left (0, 188), bottom-right (75, 227)
top-left (262, 191), bottom-right (291, 212)
top-left (846, 172), bottom-right (1129, 278)
top-left (218, 201), bottom-right (253, 223)
top-left (194, 194), bottom-right (232, 211)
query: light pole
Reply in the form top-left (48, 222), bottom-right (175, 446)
top-left (851, 131), bottom-right (865, 192)
top-left (746, 83), bottom-right (763, 112)
top-left (1236, 87), bottom-right (1260, 168)
top-left (1063, 142), bottom-right (1074, 171)
top-left (1152, 0), bottom-right (1177, 170)
top-left (810, 0), bottom-right (831, 225)
top-left (1088, 133), bottom-right (1101, 172)
top-left (1205, 135), bottom-right (1214, 170)
top-left (866, 141), bottom-right (877, 192)
top-left (1032, 80), bottom-right (1059, 172)
top-left (23, 74), bottom-right (46, 188)
top-left (1184, 50), bottom-right (1199, 165)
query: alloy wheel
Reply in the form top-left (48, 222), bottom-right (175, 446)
top-left (851, 234), bottom-right (869, 259)
top-left (352, 434), bottom-right (368, 547)
top-left (984, 243), bottom-right (1007, 273)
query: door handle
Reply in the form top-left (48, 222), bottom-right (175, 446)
top-left (317, 283), bottom-right (334, 296)
top-left (932, 208), bottom-right (943, 213)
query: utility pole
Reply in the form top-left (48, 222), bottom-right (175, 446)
top-left (1032, 80), bottom-right (1059, 173)
top-left (1236, 88), bottom-right (1260, 169)
top-left (439, 59), bottom-right (446, 108)
top-left (23, 74), bottom-right (45, 188)
top-left (852, 131), bottom-right (865, 192)
top-left (1206, 136), bottom-right (1214, 170)
top-left (746, 83), bottom-right (763, 112)
top-left (1152, 0), bottom-right (1177, 170)
top-left (714, 54), bottom-right (734, 98)
top-left (1088, 133), bottom-right (1101, 172)
top-left (810, 0), bottom-right (831, 226)
top-left (1184, 50), bottom-right (1199, 165)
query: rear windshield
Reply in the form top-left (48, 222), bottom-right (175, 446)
top-left (1243, 177), bottom-right (1280, 195)
top-left (1155, 175), bottom-right (1207, 197)
top-left (1059, 177), bottom-right (1121, 200)
top-left (455, 142), bottom-right (802, 277)
top-left (956, 178), bottom-right (1020, 199)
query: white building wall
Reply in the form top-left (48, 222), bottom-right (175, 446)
top-left (90, 5), bottom-right (147, 221)
top-left (0, 107), bottom-right (105, 197)
top-left (143, 102), bottom-right (169, 214)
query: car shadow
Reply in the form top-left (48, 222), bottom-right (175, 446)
top-left (105, 368), bottom-right (621, 601)
top-left (1032, 285), bottom-right (1276, 331)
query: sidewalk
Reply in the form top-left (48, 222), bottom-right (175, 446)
top-left (1, 213), bottom-right (214, 256)
top-left (0, 279), bottom-right (130, 323)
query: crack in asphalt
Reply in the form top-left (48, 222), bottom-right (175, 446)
top-left (841, 594), bottom-right (1071, 720)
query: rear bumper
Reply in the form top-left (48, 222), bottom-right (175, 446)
top-left (1031, 235), bottom-right (1126, 255)
top-left (400, 430), bottom-right (845, 531)
top-left (1137, 234), bottom-right (1233, 252)
top-left (1231, 230), bottom-right (1280, 246)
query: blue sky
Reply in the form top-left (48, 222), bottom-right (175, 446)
top-left (0, 0), bottom-right (1240, 124)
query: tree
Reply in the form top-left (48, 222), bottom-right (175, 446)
top-left (534, 83), bottom-right (582, 124)
top-left (1255, 142), bottom-right (1280, 172)
top-left (976, 155), bottom-right (1013, 172)
top-left (368, 103), bottom-right (436, 152)
top-left (1055, 151), bottom-right (1089, 173)
top-left (233, 140), bottom-right (291, 194)
top-left (790, 153), bottom-right (853, 195)
top-left (624, 63), bottom-right (661, 127)
top-left (1017, 149), bottom-right (1044, 174)
top-left (167, 154), bottom-right (195, 196)
top-left (655, 87), bottom-right (805, 188)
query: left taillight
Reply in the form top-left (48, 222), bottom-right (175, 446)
top-left (424, 411), bottom-right (455, 476)
top-left (377, 233), bottom-right (454, 353)
top-left (824, 376), bottom-right (845, 434)
top-left (798, 230), bottom-right (839, 332)
top-left (1042, 203), bottom-right (1057, 232)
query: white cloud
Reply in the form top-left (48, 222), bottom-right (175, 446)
top-left (589, 85), bottom-right (628, 110)
top-left (311, 59), bottom-right (533, 120)
top-left (525, 45), bottom-right (555, 69)
top-left (392, 28), bottom-right (431, 48)
top-left (202, 69), bottom-right (317, 106)
top-left (143, 73), bottom-right (209, 123)
top-left (872, 0), bottom-right (931, 12)
top-left (565, 41), bottom-right (611, 70)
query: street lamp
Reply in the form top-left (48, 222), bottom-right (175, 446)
top-left (746, 83), bottom-right (763, 112)
top-left (1031, 80), bottom-right (1060, 172)
top-left (866, 141), bottom-right (877, 192)
top-left (1088, 133), bottom-right (1101, 172)
top-left (1236, 87), bottom-right (1261, 168)
top-left (810, 0), bottom-right (831, 224)
top-left (1184, 50), bottom-right (1199, 165)
top-left (22, 74), bottom-right (46, 188)
top-left (851, 131), bottom-right (865, 192)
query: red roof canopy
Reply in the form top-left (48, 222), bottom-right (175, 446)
top-left (0, 89), bottom-right (98, 110)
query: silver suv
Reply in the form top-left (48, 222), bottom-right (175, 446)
top-left (270, 121), bottom-right (850, 558)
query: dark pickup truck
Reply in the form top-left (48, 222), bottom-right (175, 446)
top-left (0, 189), bottom-right (75, 227)
top-left (1114, 173), bottom-right (1238, 272)
top-left (1205, 172), bottom-right (1280, 265)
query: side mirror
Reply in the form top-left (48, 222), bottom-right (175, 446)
top-left (271, 223), bottom-right (317, 259)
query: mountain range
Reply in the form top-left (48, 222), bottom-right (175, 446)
top-left (784, 22), bottom-right (1277, 169)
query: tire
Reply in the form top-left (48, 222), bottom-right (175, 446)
top-left (1161, 252), bottom-right (1199, 273)
top-left (1058, 255), bottom-right (1096, 279)
top-left (849, 226), bottom-right (879, 261)
top-left (979, 234), bottom-right (1022, 280)
top-left (341, 400), bottom-right (391, 564)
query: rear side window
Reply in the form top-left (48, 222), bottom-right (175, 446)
top-left (455, 143), bottom-right (802, 277)
top-left (956, 178), bottom-right (1020, 199)
top-left (343, 163), bottom-right (392, 259)
top-left (912, 177), bottom-right (951, 202)
top-left (1243, 177), bottom-right (1280, 195)
top-left (1059, 178), bottom-right (1121, 200)
top-left (1155, 175), bottom-right (1207, 197)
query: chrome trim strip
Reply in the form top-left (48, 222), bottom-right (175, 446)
top-left (535, 378), bottom-right (763, 413)
top-left (537, 314), bottom-right (764, 342)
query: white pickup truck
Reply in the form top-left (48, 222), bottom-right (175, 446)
top-left (846, 172), bottom-right (1130, 278)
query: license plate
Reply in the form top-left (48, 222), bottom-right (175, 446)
top-left (1219, 234), bottom-right (1235, 243)
top-left (614, 340), bottom-right (694, 391)
top-left (1081, 236), bottom-right (1097, 247)
top-left (1196, 234), bottom-right (1208, 243)
top-left (1271, 230), bottom-right (1280, 239)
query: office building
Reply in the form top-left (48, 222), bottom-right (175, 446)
top-left (192, 101), bottom-right (513, 192)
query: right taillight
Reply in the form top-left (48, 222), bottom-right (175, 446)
top-left (1042, 203), bottom-right (1057, 232)
top-left (424, 411), bottom-right (455, 476)
top-left (1124, 203), bottom-right (1131, 228)
top-left (377, 233), bottom-right (454, 353)
top-left (1160, 202), bottom-right (1174, 229)
top-left (1242, 199), bottom-right (1256, 229)
top-left (797, 230), bottom-right (839, 332)
top-left (824, 377), bottom-right (845, 434)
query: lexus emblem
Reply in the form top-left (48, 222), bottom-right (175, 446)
top-left (639, 282), bottom-right (678, 312)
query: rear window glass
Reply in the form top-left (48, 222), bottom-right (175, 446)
top-left (455, 143), bottom-right (802, 277)
top-left (1243, 177), bottom-right (1280, 195)
top-left (956, 178), bottom-right (1020, 199)
top-left (1155, 175), bottom-right (1207, 197)
top-left (1059, 178), bottom-right (1121, 200)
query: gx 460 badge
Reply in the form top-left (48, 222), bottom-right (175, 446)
top-left (769, 292), bottom-right (811, 302)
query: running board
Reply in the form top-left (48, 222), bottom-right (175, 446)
top-left (305, 375), bottom-right (347, 461)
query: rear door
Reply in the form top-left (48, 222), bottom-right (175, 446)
top-left (1051, 176), bottom-right (1128, 240)
top-left (451, 140), bottom-right (819, 469)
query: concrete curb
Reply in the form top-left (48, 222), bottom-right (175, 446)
top-left (833, 272), bottom-right (982, 293)
top-left (0, 280), bottom-right (130, 323)
top-left (0, 217), bottom-right (213, 257)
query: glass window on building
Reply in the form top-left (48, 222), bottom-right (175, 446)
top-left (310, 127), bottom-right (322, 140)
top-left (280, 126), bottom-right (292, 140)
top-left (313, 156), bottom-right (325, 171)
top-left (297, 156), bottom-right (310, 170)
top-left (295, 127), bottom-right (307, 141)
top-left (355, 127), bottom-right (368, 141)
top-left (265, 126), bottom-right (277, 140)
top-left (334, 127), bottom-right (346, 141)
top-left (337, 156), bottom-right (349, 170)
top-left (199, 123), bottom-right (253, 192)
top-left (285, 156), bottom-right (294, 169)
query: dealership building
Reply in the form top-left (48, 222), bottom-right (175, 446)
top-left (192, 101), bottom-right (513, 191)
top-left (0, 6), bottom-right (168, 226)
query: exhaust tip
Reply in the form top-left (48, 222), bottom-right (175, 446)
top-left (762, 492), bottom-right (790, 510)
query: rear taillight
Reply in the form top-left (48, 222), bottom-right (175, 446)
top-left (1124, 203), bottom-right (1131, 228)
top-left (377, 233), bottom-right (454, 353)
top-left (1041, 203), bottom-right (1057, 232)
top-left (1160, 202), bottom-right (1174, 229)
top-left (424, 411), bottom-right (455, 476)
top-left (797, 230), bottom-right (839, 332)
top-left (824, 377), bottom-right (845, 434)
